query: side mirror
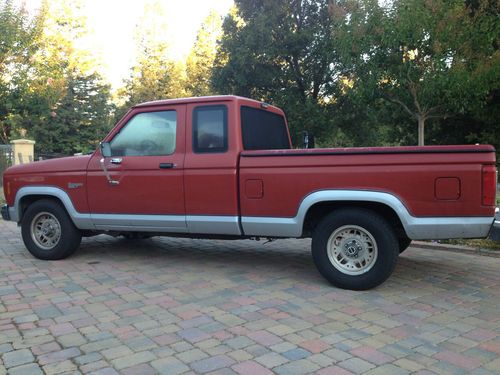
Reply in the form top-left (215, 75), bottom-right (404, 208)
top-left (302, 131), bottom-right (315, 149)
top-left (100, 142), bottom-right (111, 158)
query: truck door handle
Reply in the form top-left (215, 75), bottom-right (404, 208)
top-left (110, 158), bottom-right (122, 164)
top-left (99, 158), bottom-right (120, 186)
top-left (159, 163), bottom-right (174, 169)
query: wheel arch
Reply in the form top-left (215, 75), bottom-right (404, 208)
top-left (19, 191), bottom-right (83, 260)
top-left (303, 200), bottom-right (407, 240)
top-left (12, 186), bottom-right (93, 229)
top-left (298, 190), bottom-right (411, 239)
top-left (241, 190), bottom-right (413, 238)
top-left (19, 194), bottom-right (65, 221)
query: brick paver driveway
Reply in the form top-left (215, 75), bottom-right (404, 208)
top-left (1, 220), bottom-right (499, 375)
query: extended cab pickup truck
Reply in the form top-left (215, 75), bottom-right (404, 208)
top-left (2, 96), bottom-right (497, 290)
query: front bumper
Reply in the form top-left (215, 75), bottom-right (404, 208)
top-left (1, 204), bottom-right (11, 221)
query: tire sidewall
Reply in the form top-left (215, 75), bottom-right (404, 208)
top-left (312, 209), bottom-right (399, 290)
top-left (398, 236), bottom-right (412, 254)
top-left (21, 200), bottom-right (81, 260)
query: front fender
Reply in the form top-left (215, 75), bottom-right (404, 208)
top-left (11, 186), bottom-right (93, 229)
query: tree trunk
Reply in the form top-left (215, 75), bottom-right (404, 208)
top-left (418, 116), bottom-right (425, 146)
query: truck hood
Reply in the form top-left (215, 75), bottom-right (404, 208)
top-left (4, 154), bottom-right (93, 175)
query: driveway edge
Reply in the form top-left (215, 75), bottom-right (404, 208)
top-left (411, 240), bottom-right (500, 258)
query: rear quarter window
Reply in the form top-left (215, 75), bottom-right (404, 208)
top-left (241, 106), bottom-right (290, 150)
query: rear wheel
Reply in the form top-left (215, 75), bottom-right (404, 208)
top-left (21, 199), bottom-right (81, 260)
top-left (312, 208), bottom-right (399, 290)
top-left (398, 236), bottom-right (412, 254)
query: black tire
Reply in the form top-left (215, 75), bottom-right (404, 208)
top-left (398, 236), bottom-right (412, 254)
top-left (21, 199), bottom-right (82, 260)
top-left (311, 208), bottom-right (399, 290)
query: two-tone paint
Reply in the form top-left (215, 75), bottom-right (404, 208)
top-left (2, 96), bottom-right (497, 241)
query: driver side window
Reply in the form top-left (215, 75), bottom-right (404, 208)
top-left (110, 111), bottom-right (177, 156)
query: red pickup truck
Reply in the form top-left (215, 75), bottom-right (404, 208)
top-left (2, 96), bottom-right (497, 290)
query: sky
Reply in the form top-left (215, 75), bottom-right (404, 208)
top-left (23, 0), bottom-right (234, 89)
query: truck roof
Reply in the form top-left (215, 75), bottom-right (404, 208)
top-left (134, 95), bottom-right (264, 108)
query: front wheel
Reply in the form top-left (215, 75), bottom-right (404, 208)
top-left (21, 199), bottom-right (82, 260)
top-left (312, 208), bottom-right (399, 290)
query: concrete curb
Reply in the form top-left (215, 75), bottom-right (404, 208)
top-left (411, 240), bottom-right (500, 258)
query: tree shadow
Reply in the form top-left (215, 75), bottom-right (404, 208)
top-left (75, 235), bottom-right (324, 284)
top-left (71, 236), bottom-right (496, 292)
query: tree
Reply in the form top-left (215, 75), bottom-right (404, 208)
top-left (185, 11), bottom-right (223, 96)
top-left (0, 0), bottom-right (44, 143)
top-left (212, 1), bottom-right (337, 142)
top-left (120, 50), bottom-right (183, 107)
top-left (330, 0), bottom-right (500, 146)
top-left (27, 73), bottom-right (114, 154)
top-left (4, 0), bottom-right (115, 154)
top-left (116, 0), bottom-right (187, 115)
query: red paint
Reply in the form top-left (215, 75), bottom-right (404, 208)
top-left (245, 179), bottom-right (264, 199)
top-left (3, 96), bottom-right (497, 225)
top-left (239, 150), bottom-right (495, 217)
top-left (435, 178), bottom-right (460, 200)
top-left (3, 155), bottom-right (90, 212)
top-left (482, 165), bottom-right (497, 207)
top-left (87, 104), bottom-right (186, 215)
top-left (183, 100), bottom-right (240, 215)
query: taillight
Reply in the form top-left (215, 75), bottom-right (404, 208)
top-left (482, 165), bottom-right (497, 206)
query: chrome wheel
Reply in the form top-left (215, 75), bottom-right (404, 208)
top-left (327, 225), bottom-right (378, 275)
top-left (30, 211), bottom-right (61, 250)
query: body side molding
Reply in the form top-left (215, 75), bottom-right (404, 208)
top-left (186, 215), bottom-right (241, 235)
top-left (11, 187), bottom-right (241, 234)
top-left (241, 190), bottom-right (494, 240)
top-left (91, 213), bottom-right (187, 232)
top-left (11, 187), bottom-right (493, 239)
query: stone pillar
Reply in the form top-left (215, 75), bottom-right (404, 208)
top-left (11, 139), bottom-right (36, 165)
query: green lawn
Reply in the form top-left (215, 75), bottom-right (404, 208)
top-left (440, 238), bottom-right (500, 251)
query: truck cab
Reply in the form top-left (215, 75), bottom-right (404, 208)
top-left (87, 96), bottom-right (276, 235)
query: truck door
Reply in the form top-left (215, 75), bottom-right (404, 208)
top-left (86, 104), bottom-right (187, 232)
top-left (184, 102), bottom-right (241, 235)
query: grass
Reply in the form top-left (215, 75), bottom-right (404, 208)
top-left (439, 238), bottom-right (500, 251)
top-left (439, 193), bottom-right (499, 250)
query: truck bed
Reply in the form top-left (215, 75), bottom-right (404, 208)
top-left (239, 145), bottom-right (496, 239)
